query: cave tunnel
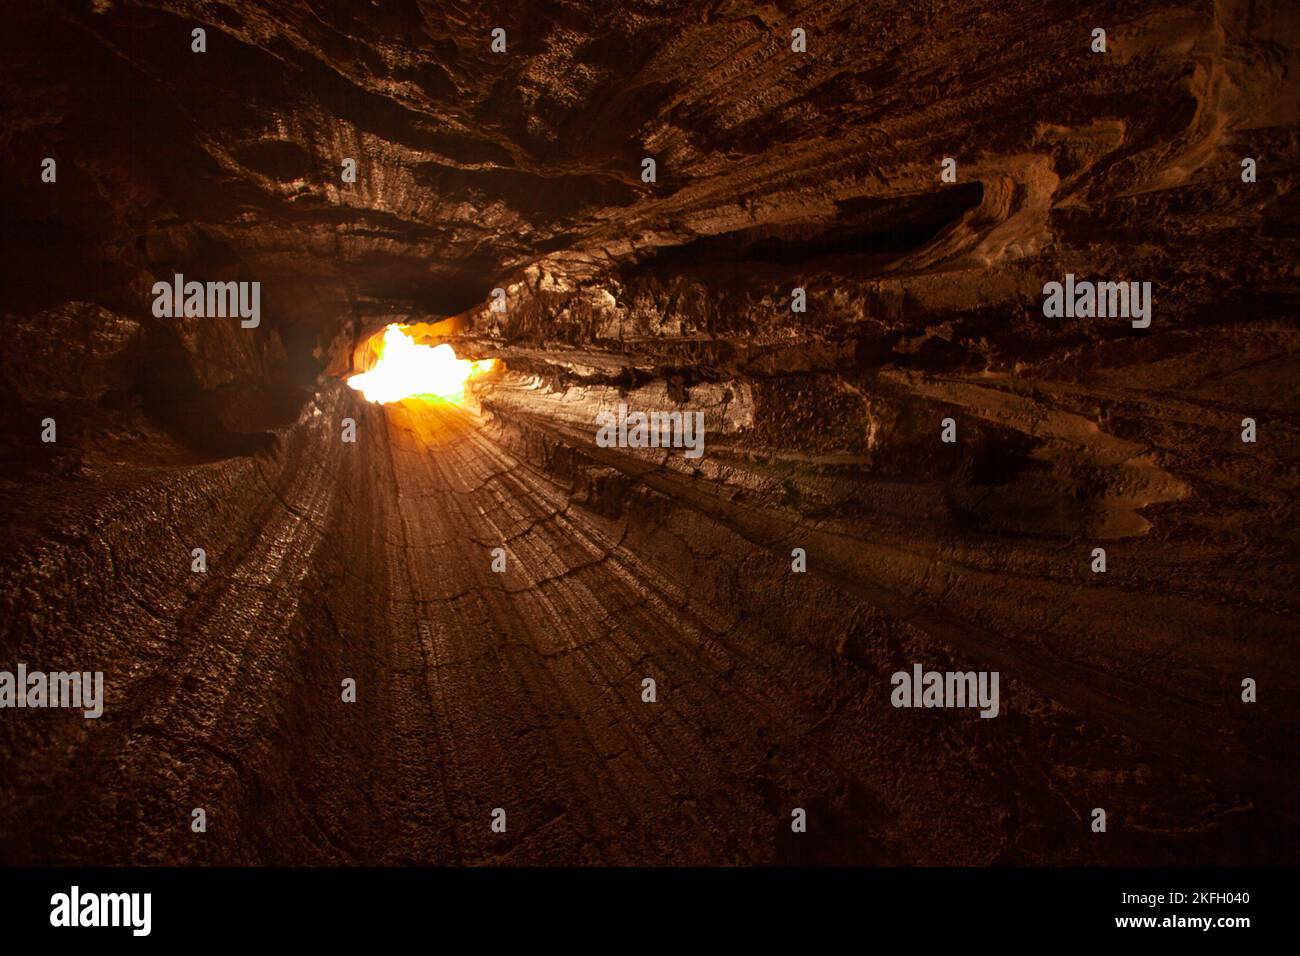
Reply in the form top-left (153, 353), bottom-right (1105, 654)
top-left (1, 0), bottom-right (1298, 873)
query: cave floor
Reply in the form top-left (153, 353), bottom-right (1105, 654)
top-left (1, 380), bottom-right (1293, 866)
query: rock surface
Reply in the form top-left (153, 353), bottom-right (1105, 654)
top-left (0, 0), bottom-right (1297, 864)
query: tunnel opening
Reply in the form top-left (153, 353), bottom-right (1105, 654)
top-left (346, 323), bottom-right (499, 404)
top-left (2, 0), bottom-right (1296, 877)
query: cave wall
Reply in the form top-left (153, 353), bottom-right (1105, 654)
top-left (1, 0), bottom-right (1298, 865)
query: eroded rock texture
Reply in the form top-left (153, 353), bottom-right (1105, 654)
top-left (1, 0), bottom-right (1297, 865)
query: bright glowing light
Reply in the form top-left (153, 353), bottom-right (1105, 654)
top-left (347, 324), bottom-right (496, 404)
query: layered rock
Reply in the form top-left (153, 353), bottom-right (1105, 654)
top-left (1, 0), bottom-right (1297, 864)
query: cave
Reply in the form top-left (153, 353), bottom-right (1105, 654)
top-left (1, 0), bottom-right (1297, 870)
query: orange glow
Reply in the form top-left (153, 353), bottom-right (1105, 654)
top-left (347, 324), bottom-right (495, 404)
